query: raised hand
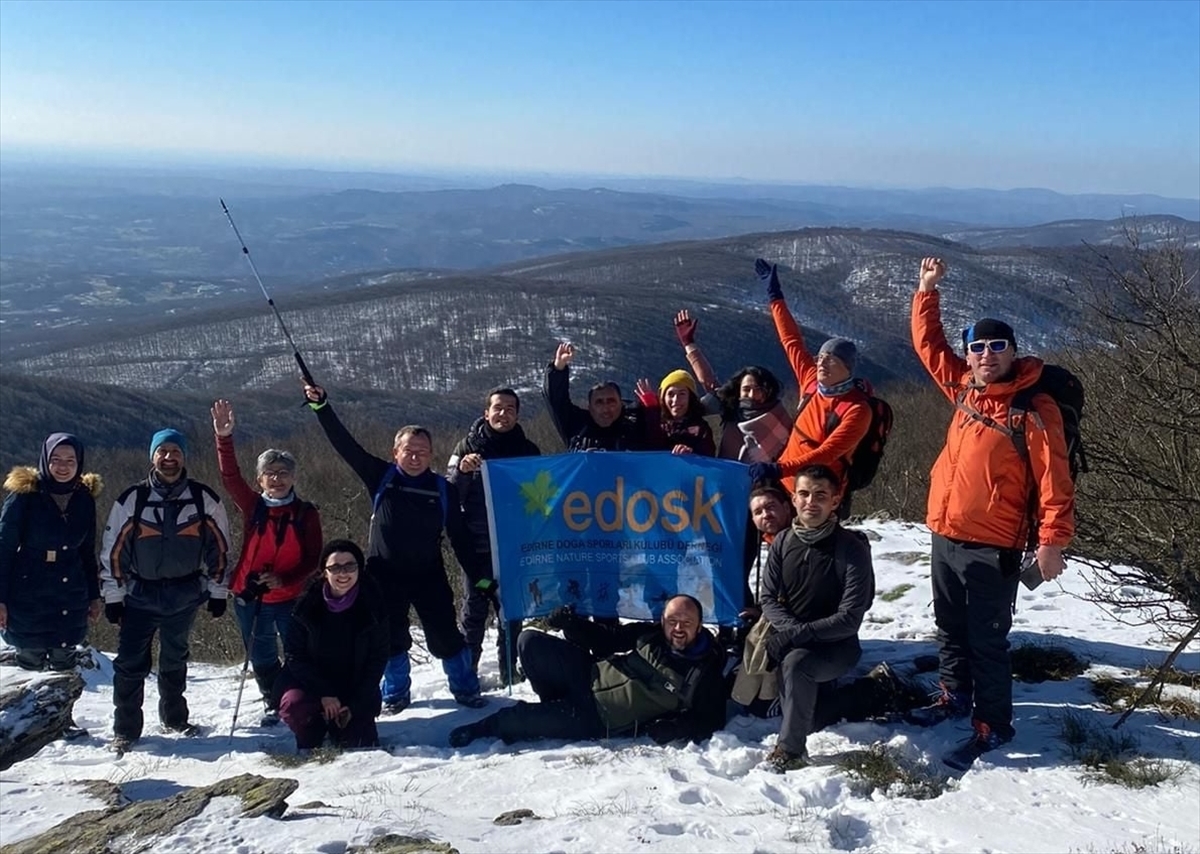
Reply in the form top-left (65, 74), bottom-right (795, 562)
top-left (674, 310), bottom-right (697, 348)
top-left (634, 378), bottom-right (658, 408)
top-left (304, 383), bottom-right (327, 405)
top-left (211, 399), bottom-right (235, 437)
top-left (756, 258), bottom-right (783, 302)
top-left (553, 342), bottom-right (575, 371)
top-left (919, 257), bottom-right (946, 292)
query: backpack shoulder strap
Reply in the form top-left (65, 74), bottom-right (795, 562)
top-left (132, 484), bottom-right (152, 533)
top-left (372, 465), bottom-right (400, 515)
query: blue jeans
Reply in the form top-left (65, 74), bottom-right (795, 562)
top-left (234, 597), bottom-right (294, 703)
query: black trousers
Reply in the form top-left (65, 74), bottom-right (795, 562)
top-left (461, 575), bottom-right (522, 672)
top-left (486, 630), bottom-right (604, 744)
top-left (776, 637), bottom-right (862, 754)
top-left (382, 569), bottom-right (467, 660)
top-left (113, 577), bottom-right (205, 739)
top-left (931, 533), bottom-right (1021, 733)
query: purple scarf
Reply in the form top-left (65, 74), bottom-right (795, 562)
top-left (323, 581), bottom-right (359, 613)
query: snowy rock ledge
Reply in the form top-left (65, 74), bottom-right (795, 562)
top-left (0, 664), bottom-right (84, 771)
top-left (2, 773), bottom-right (299, 854)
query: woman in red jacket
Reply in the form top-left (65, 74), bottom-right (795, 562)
top-left (212, 399), bottom-right (323, 725)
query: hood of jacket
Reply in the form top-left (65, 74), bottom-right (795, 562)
top-left (4, 465), bottom-right (103, 497)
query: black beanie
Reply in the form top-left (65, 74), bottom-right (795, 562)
top-left (962, 318), bottom-right (1017, 351)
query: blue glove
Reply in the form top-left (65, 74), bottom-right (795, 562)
top-left (756, 258), bottom-right (784, 302)
top-left (748, 462), bottom-right (782, 484)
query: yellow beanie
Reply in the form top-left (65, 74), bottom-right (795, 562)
top-left (659, 369), bottom-right (698, 397)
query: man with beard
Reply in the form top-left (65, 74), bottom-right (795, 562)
top-left (447, 388), bottom-right (541, 685)
top-left (757, 465), bottom-right (875, 772)
top-left (100, 429), bottom-right (230, 753)
top-left (448, 594), bottom-right (727, 748)
top-left (542, 342), bottom-right (648, 451)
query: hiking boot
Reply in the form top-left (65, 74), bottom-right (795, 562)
top-left (763, 744), bottom-right (810, 774)
top-left (259, 709), bottom-right (280, 727)
top-left (454, 693), bottom-right (488, 709)
top-left (382, 697), bottom-right (411, 716)
top-left (904, 685), bottom-right (970, 727)
top-left (942, 719), bottom-right (1013, 771)
top-left (111, 735), bottom-right (137, 755)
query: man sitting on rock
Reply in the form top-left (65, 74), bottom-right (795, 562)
top-left (448, 594), bottom-right (727, 748)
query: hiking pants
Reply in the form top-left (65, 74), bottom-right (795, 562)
top-left (931, 534), bottom-right (1021, 732)
top-left (279, 688), bottom-right (379, 750)
top-left (776, 637), bottom-right (862, 755)
top-left (234, 596), bottom-right (292, 708)
top-left (460, 560), bottom-right (523, 674)
top-left (112, 576), bottom-right (205, 739)
top-left (384, 569), bottom-right (467, 660)
top-left (485, 630), bottom-right (604, 743)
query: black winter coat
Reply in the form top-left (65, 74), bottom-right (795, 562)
top-left (312, 403), bottom-right (475, 583)
top-left (447, 417), bottom-right (540, 563)
top-left (278, 574), bottom-right (390, 718)
top-left (0, 466), bottom-right (101, 649)
top-left (542, 364), bottom-right (649, 452)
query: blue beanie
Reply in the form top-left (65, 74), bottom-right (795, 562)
top-left (150, 428), bottom-right (187, 460)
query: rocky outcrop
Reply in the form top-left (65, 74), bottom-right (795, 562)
top-left (1, 773), bottom-right (299, 854)
top-left (0, 665), bottom-right (84, 771)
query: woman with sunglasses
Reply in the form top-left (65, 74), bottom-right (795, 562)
top-left (276, 539), bottom-right (389, 752)
top-left (909, 256), bottom-right (1074, 771)
top-left (212, 399), bottom-right (323, 726)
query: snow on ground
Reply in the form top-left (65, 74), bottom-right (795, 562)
top-left (1, 520), bottom-right (1197, 853)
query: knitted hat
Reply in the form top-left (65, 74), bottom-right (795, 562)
top-left (962, 318), bottom-right (1017, 351)
top-left (149, 428), bottom-right (187, 460)
top-left (817, 338), bottom-right (858, 374)
top-left (658, 369), bottom-right (698, 397)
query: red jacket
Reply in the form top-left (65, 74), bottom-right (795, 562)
top-left (911, 290), bottom-right (1074, 549)
top-left (771, 300), bottom-right (871, 489)
top-left (215, 434), bottom-right (323, 603)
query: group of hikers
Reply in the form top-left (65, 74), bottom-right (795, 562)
top-left (0, 256), bottom-right (1075, 771)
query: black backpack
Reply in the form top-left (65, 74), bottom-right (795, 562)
top-left (1009, 364), bottom-right (1088, 481)
top-left (955, 362), bottom-right (1087, 548)
top-left (797, 378), bottom-right (894, 492)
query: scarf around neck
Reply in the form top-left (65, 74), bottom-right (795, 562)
top-left (790, 516), bottom-right (838, 545)
top-left (323, 580), bottom-right (360, 613)
top-left (817, 377), bottom-right (856, 397)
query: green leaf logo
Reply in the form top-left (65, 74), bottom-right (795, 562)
top-left (520, 470), bottom-right (560, 518)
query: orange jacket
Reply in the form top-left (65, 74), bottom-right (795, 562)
top-left (911, 290), bottom-right (1075, 549)
top-left (771, 300), bottom-right (871, 489)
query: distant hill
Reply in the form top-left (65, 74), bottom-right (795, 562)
top-left (2, 165), bottom-right (1197, 359)
top-left (1, 225), bottom-right (1144, 404)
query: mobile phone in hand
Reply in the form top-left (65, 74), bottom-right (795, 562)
top-left (1020, 553), bottom-right (1044, 591)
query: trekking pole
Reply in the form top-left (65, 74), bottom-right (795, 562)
top-left (219, 199), bottom-right (317, 385)
top-left (229, 595), bottom-right (265, 743)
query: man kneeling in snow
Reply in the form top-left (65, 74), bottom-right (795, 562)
top-left (448, 595), bottom-right (727, 747)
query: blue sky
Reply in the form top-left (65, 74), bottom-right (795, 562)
top-left (1, 0), bottom-right (1197, 196)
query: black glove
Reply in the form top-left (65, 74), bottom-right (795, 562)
top-left (748, 462), bottom-right (782, 484)
top-left (242, 575), bottom-right (268, 601)
top-left (104, 601), bottom-right (124, 625)
top-left (764, 629), bottom-right (796, 669)
top-left (545, 603), bottom-right (577, 630)
top-left (207, 595), bottom-right (228, 619)
top-left (756, 258), bottom-right (784, 302)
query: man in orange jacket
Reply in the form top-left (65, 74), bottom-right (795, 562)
top-left (909, 256), bottom-right (1074, 770)
top-left (747, 260), bottom-right (871, 517)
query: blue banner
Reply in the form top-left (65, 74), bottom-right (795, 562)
top-left (482, 452), bottom-right (750, 626)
